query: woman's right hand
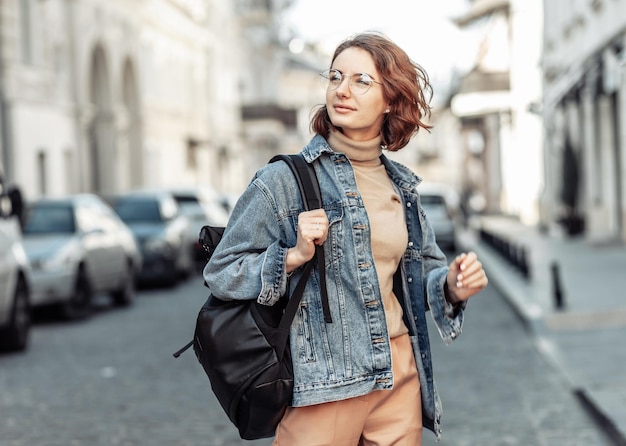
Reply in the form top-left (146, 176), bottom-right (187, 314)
top-left (286, 209), bottom-right (328, 273)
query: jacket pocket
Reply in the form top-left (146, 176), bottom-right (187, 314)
top-left (296, 304), bottom-right (316, 363)
top-left (323, 205), bottom-right (344, 269)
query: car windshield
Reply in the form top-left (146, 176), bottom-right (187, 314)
top-left (23, 203), bottom-right (75, 234)
top-left (114, 199), bottom-right (163, 223)
top-left (421, 195), bottom-right (449, 219)
top-left (173, 195), bottom-right (201, 214)
top-left (173, 194), bottom-right (198, 206)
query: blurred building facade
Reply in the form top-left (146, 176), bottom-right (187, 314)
top-left (0, 0), bottom-right (246, 200)
top-left (385, 104), bottom-right (466, 209)
top-left (449, 0), bottom-right (544, 225)
top-left (542, 0), bottom-right (626, 242)
top-left (236, 0), bottom-right (324, 173)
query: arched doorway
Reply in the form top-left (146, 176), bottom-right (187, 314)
top-left (88, 45), bottom-right (115, 194)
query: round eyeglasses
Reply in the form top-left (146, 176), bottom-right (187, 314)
top-left (320, 69), bottom-right (382, 95)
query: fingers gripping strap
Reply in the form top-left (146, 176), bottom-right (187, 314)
top-left (269, 154), bottom-right (332, 324)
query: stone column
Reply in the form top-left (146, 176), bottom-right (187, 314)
top-left (618, 37), bottom-right (626, 241)
top-left (581, 71), bottom-right (598, 225)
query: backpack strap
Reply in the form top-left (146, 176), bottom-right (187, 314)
top-left (269, 154), bottom-right (331, 324)
top-left (172, 154), bottom-right (331, 359)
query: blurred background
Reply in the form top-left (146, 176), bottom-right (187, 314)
top-left (2, 0), bottom-right (622, 239)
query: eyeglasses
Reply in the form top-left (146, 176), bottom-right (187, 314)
top-left (320, 69), bottom-right (382, 95)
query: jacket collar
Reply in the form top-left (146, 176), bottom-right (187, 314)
top-left (301, 134), bottom-right (335, 161)
top-left (302, 134), bottom-right (422, 193)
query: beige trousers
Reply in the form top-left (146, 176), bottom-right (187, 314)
top-left (273, 333), bottom-right (423, 446)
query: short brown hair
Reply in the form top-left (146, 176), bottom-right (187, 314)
top-left (311, 32), bottom-right (433, 152)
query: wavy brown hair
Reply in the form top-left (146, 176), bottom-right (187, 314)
top-left (311, 32), bottom-right (433, 152)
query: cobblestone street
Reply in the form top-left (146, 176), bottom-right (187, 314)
top-left (423, 281), bottom-right (611, 446)
top-left (0, 272), bottom-right (612, 446)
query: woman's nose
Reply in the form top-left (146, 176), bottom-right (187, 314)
top-left (335, 76), bottom-right (351, 96)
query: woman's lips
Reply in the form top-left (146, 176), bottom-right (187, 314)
top-left (333, 104), bottom-right (354, 113)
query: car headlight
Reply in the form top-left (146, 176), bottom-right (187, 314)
top-left (32, 243), bottom-right (79, 271)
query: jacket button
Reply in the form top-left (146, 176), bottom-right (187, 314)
top-left (406, 202), bottom-right (412, 207)
top-left (407, 277), bottom-right (412, 283)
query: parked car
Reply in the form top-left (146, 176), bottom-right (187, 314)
top-left (22, 194), bottom-right (142, 320)
top-left (0, 171), bottom-right (31, 352)
top-left (419, 186), bottom-right (457, 251)
top-left (168, 187), bottom-right (230, 265)
top-left (112, 190), bottom-right (193, 286)
top-left (217, 192), bottom-right (239, 219)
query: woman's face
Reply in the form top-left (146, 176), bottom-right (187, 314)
top-left (326, 47), bottom-right (389, 141)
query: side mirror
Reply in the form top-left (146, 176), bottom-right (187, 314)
top-left (82, 227), bottom-right (104, 236)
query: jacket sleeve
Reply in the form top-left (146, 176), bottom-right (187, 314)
top-left (419, 202), bottom-right (466, 345)
top-left (202, 166), bottom-right (295, 305)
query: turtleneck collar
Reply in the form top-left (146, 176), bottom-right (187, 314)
top-left (327, 129), bottom-right (383, 166)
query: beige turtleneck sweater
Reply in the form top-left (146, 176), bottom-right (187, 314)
top-left (327, 130), bottom-right (409, 338)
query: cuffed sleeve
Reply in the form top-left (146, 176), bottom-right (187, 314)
top-left (257, 243), bottom-right (290, 305)
top-left (425, 266), bottom-right (465, 345)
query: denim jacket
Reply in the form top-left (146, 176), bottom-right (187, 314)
top-left (204, 134), bottom-right (465, 439)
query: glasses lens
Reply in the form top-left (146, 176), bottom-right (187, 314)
top-left (320, 70), bottom-right (374, 95)
top-left (350, 73), bottom-right (373, 95)
top-left (320, 69), bottom-right (341, 90)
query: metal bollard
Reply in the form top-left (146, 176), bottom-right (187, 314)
top-left (551, 262), bottom-right (565, 310)
top-left (519, 247), bottom-right (530, 279)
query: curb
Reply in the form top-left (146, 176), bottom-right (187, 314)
top-left (457, 231), bottom-right (626, 446)
top-left (574, 389), bottom-right (626, 446)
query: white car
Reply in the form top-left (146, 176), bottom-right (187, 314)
top-left (22, 194), bottom-right (142, 320)
top-left (0, 168), bottom-right (31, 352)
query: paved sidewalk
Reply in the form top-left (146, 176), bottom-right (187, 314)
top-left (457, 215), bottom-right (626, 446)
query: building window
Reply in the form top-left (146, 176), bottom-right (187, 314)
top-left (186, 138), bottom-right (198, 169)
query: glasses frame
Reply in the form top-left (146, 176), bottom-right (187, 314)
top-left (320, 69), bottom-right (382, 95)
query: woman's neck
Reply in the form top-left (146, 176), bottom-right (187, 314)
top-left (327, 129), bottom-right (383, 165)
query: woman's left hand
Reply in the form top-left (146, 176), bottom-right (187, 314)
top-left (446, 251), bottom-right (488, 304)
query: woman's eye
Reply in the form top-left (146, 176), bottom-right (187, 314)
top-left (357, 74), bottom-right (372, 85)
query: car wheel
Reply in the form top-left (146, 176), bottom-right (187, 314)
top-left (61, 270), bottom-right (93, 320)
top-left (0, 277), bottom-right (31, 352)
top-left (111, 263), bottom-right (135, 307)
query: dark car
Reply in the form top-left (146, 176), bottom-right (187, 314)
top-left (112, 190), bottom-right (193, 286)
top-left (419, 187), bottom-right (457, 251)
top-left (22, 194), bottom-right (142, 319)
top-left (168, 187), bottom-right (229, 265)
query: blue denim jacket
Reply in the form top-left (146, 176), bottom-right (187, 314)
top-left (204, 134), bottom-right (465, 438)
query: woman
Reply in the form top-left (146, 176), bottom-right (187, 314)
top-left (204, 31), bottom-right (488, 445)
